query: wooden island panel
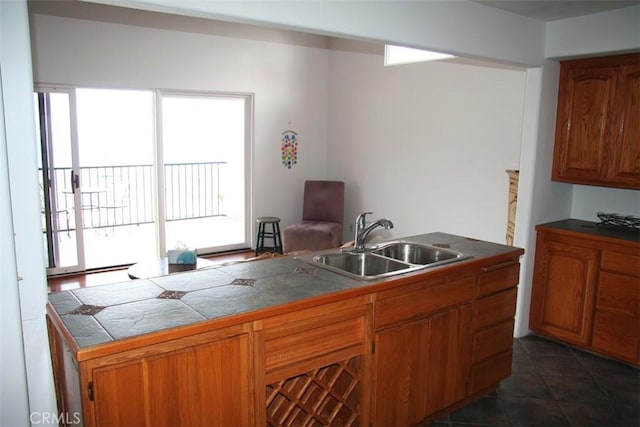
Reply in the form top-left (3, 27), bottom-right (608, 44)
top-left (92, 334), bottom-right (250, 427)
top-left (372, 305), bottom-right (472, 426)
top-left (255, 296), bottom-right (372, 426)
top-left (372, 255), bottom-right (521, 425)
top-left (46, 233), bottom-right (525, 426)
top-left (48, 324), bottom-right (254, 427)
top-left (468, 259), bottom-right (519, 397)
top-left (374, 272), bottom-right (474, 329)
top-left (258, 297), bottom-right (371, 383)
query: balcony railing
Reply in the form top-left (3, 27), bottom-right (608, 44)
top-left (43, 162), bottom-right (226, 233)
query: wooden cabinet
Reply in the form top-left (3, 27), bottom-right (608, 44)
top-left (371, 260), bottom-right (521, 426)
top-left (530, 222), bottom-right (640, 365)
top-left (530, 235), bottom-right (599, 346)
top-left (254, 297), bottom-right (371, 427)
top-left (552, 53), bottom-right (640, 189)
top-left (592, 249), bottom-right (640, 362)
top-left (49, 298), bottom-right (371, 427)
top-left (371, 272), bottom-right (474, 425)
top-left (469, 260), bottom-right (519, 395)
top-left (372, 305), bottom-right (471, 426)
top-left (47, 247), bottom-right (523, 427)
top-left (48, 324), bottom-right (254, 427)
top-left (609, 61), bottom-right (640, 186)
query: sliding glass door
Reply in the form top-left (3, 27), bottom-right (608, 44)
top-left (35, 90), bottom-right (83, 274)
top-left (159, 93), bottom-right (248, 255)
top-left (75, 89), bottom-right (157, 269)
top-left (36, 87), bottom-right (251, 274)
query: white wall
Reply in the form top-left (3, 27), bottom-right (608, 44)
top-left (327, 40), bottom-right (526, 245)
top-left (30, 9), bottom-right (331, 236)
top-left (0, 3), bottom-right (32, 424)
top-left (571, 186), bottom-right (640, 220)
top-left (546, 5), bottom-right (640, 59)
top-left (1, 0), bottom-right (58, 424)
top-left (512, 62), bottom-right (573, 337)
top-left (94, 0), bottom-right (547, 66)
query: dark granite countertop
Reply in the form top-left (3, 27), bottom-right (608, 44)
top-left (47, 232), bottom-right (522, 351)
top-left (537, 219), bottom-right (640, 244)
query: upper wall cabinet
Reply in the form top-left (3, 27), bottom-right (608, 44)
top-left (552, 53), bottom-right (640, 189)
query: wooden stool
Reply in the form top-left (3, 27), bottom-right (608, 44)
top-left (255, 216), bottom-right (283, 255)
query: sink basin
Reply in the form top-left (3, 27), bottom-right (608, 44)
top-left (313, 252), bottom-right (413, 279)
top-left (372, 242), bottom-right (463, 265)
top-left (298, 240), bottom-right (471, 281)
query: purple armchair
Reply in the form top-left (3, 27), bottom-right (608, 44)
top-left (282, 180), bottom-right (345, 253)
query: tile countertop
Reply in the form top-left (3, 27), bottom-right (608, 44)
top-left (48, 232), bottom-right (523, 350)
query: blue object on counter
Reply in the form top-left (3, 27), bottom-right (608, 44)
top-left (167, 249), bottom-right (196, 265)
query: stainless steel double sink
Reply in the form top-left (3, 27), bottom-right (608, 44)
top-left (297, 241), bottom-right (472, 280)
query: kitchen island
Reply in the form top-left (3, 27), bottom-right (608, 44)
top-left (47, 232), bottom-right (523, 426)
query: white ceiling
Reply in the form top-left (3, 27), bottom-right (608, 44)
top-left (473, 0), bottom-right (639, 21)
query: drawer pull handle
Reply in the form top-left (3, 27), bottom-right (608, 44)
top-left (481, 259), bottom-right (519, 272)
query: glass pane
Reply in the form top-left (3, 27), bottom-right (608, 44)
top-left (76, 89), bottom-right (156, 268)
top-left (35, 91), bottom-right (79, 270)
top-left (50, 92), bottom-right (78, 267)
top-left (161, 95), bottom-right (247, 253)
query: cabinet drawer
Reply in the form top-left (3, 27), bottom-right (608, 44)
top-left (469, 350), bottom-right (512, 394)
top-left (375, 275), bottom-right (474, 329)
top-left (474, 288), bottom-right (517, 330)
top-left (477, 261), bottom-right (520, 297)
top-left (592, 310), bottom-right (639, 363)
top-left (260, 302), bottom-right (368, 380)
top-left (472, 319), bottom-right (514, 364)
top-left (601, 251), bottom-right (640, 277)
top-left (598, 271), bottom-right (639, 317)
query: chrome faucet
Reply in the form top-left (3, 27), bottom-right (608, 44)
top-left (353, 212), bottom-right (394, 251)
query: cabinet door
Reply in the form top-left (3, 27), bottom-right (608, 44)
top-left (89, 333), bottom-right (252, 427)
top-left (552, 54), bottom-right (640, 189)
top-left (608, 62), bottom-right (640, 188)
top-left (530, 237), bottom-right (599, 346)
top-left (552, 59), bottom-right (617, 185)
top-left (372, 305), bottom-right (471, 427)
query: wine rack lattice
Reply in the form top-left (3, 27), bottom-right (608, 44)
top-left (266, 356), bottom-right (361, 427)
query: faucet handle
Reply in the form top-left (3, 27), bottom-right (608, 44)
top-left (356, 211), bottom-right (373, 227)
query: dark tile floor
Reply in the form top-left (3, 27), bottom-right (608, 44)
top-left (430, 335), bottom-right (640, 427)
